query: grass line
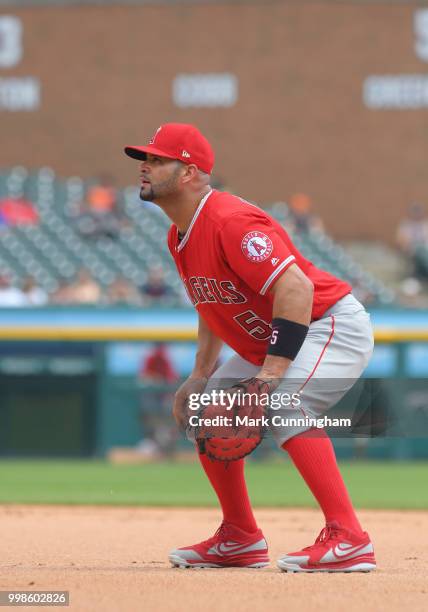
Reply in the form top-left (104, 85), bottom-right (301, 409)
top-left (0, 460), bottom-right (426, 509)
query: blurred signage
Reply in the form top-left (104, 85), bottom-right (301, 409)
top-left (172, 73), bottom-right (238, 108)
top-left (0, 76), bottom-right (40, 111)
top-left (0, 15), bottom-right (22, 67)
top-left (414, 9), bottom-right (428, 62)
top-left (363, 10), bottom-right (428, 110)
top-left (363, 75), bottom-right (428, 109)
top-left (0, 356), bottom-right (94, 375)
top-left (0, 15), bottom-right (40, 111)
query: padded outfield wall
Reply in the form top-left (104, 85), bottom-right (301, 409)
top-left (0, 1), bottom-right (428, 241)
top-left (0, 306), bottom-right (427, 458)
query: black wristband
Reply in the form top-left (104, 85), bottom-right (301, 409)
top-left (267, 317), bottom-right (309, 360)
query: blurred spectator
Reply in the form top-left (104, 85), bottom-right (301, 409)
top-left (87, 173), bottom-right (117, 215)
top-left (21, 276), bottom-right (48, 306)
top-left (140, 266), bottom-right (176, 304)
top-left (288, 193), bottom-right (324, 234)
top-left (398, 277), bottom-right (428, 307)
top-left (75, 174), bottom-right (121, 239)
top-left (397, 203), bottom-right (428, 279)
top-left (0, 275), bottom-right (27, 306)
top-left (105, 276), bottom-right (142, 306)
top-left (0, 196), bottom-right (39, 226)
top-left (136, 343), bottom-right (180, 458)
top-left (50, 268), bottom-right (101, 305)
top-left (397, 203), bottom-right (428, 253)
top-left (68, 268), bottom-right (101, 304)
top-left (49, 279), bottom-right (73, 305)
top-left (351, 281), bottom-right (376, 306)
top-left (139, 342), bottom-right (179, 383)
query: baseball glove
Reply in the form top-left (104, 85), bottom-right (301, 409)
top-left (193, 377), bottom-right (272, 462)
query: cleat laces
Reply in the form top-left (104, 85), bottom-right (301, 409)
top-left (303, 524), bottom-right (341, 551)
top-left (201, 521), bottom-right (230, 546)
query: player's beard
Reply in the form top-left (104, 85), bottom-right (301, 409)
top-left (140, 165), bottom-right (181, 203)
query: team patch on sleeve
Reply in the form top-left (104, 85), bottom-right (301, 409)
top-left (241, 231), bottom-right (273, 263)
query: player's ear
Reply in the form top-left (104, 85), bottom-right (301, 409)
top-left (181, 164), bottom-right (199, 184)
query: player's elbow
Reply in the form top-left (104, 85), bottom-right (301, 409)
top-left (287, 266), bottom-right (314, 297)
top-left (301, 275), bottom-right (314, 299)
top-left (272, 268), bottom-right (314, 303)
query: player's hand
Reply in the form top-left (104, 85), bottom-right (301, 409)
top-left (173, 376), bottom-right (208, 430)
top-left (194, 377), bottom-right (273, 461)
top-left (254, 372), bottom-right (282, 393)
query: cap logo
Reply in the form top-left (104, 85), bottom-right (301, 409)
top-left (241, 231), bottom-right (273, 263)
top-left (149, 126), bottom-right (162, 145)
top-left (182, 150), bottom-right (190, 158)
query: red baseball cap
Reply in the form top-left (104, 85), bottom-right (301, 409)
top-left (124, 123), bottom-right (215, 174)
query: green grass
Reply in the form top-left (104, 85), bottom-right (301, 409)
top-left (0, 459), bottom-right (426, 509)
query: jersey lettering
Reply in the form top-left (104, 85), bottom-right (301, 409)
top-left (219, 280), bottom-right (247, 304)
top-left (234, 309), bottom-right (272, 341)
top-left (189, 277), bottom-right (207, 304)
top-left (208, 278), bottom-right (231, 304)
top-left (186, 276), bottom-right (246, 306)
top-left (182, 279), bottom-right (197, 305)
top-left (198, 277), bottom-right (216, 302)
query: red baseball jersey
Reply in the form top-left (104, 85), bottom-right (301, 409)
top-left (168, 190), bottom-right (351, 365)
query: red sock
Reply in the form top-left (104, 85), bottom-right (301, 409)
top-left (198, 452), bottom-right (258, 533)
top-left (282, 428), bottom-right (363, 534)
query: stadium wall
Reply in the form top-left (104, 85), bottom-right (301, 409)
top-left (0, 306), bottom-right (428, 459)
top-left (1, 2), bottom-right (428, 240)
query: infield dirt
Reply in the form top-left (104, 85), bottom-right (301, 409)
top-left (1, 506), bottom-right (427, 612)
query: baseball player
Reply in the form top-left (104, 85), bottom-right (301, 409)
top-left (124, 123), bottom-right (376, 573)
